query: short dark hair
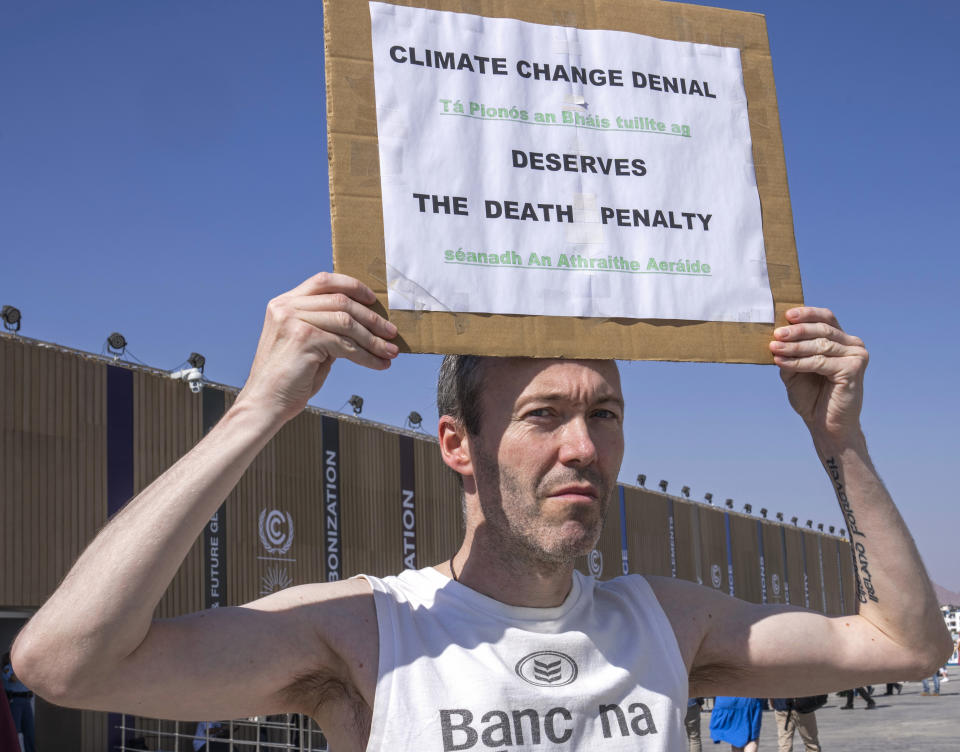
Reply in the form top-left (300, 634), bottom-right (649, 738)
top-left (436, 355), bottom-right (491, 435)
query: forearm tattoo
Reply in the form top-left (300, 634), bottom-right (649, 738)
top-left (826, 457), bottom-right (878, 604)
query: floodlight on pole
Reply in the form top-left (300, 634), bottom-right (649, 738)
top-left (743, 503), bottom-right (752, 514)
top-left (760, 508), bottom-right (768, 519)
top-left (806, 520), bottom-right (813, 528)
top-left (636, 474), bottom-right (646, 487)
top-left (681, 486), bottom-right (690, 498)
top-left (775, 512), bottom-right (784, 522)
top-left (406, 411), bottom-right (423, 430)
top-left (791, 516), bottom-right (799, 525)
top-left (658, 480), bottom-right (668, 493)
top-left (106, 332), bottom-right (127, 359)
top-left (1, 305), bottom-right (21, 332)
top-left (725, 498), bottom-right (734, 509)
top-left (348, 394), bottom-right (364, 416)
top-left (704, 493), bottom-right (713, 504)
top-left (188, 352), bottom-right (206, 373)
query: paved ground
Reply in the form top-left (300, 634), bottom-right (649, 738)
top-left (700, 667), bottom-right (959, 751)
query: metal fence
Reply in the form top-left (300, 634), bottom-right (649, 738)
top-left (116, 714), bottom-right (328, 751)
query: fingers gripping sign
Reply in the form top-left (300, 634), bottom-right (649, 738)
top-left (238, 272), bottom-right (399, 426)
top-left (770, 307), bottom-right (869, 440)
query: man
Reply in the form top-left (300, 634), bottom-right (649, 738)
top-left (770, 696), bottom-right (822, 751)
top-left (10, 274), bottom-right (952, 750)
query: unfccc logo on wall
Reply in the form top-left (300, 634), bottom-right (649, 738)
top-left (588, 549), bottom-right (603, 577)
top-left (258, 509), bottom-right (294, 555)
top-left (771, 573), bottom-right (781, 596)
top-left (710, 563), bottom-right (722, 589)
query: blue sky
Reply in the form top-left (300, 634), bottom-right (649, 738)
top-left (2, 1), bottom-right (958, 590)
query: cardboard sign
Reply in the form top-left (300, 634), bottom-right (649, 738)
top-left (325, 0), bottom-right (803, 362)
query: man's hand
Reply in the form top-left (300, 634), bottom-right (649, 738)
top-left (236, 272), bottom-right (398, 426)
top-left (770, 307), bottom-right (868, 441)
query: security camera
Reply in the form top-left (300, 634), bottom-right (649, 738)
top-left (170, 367), bottom-right (203, 394)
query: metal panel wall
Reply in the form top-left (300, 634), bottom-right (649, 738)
top-left (760, 521), bottom-right (787, 606)
top-left (339, 420), bottom-right (402, 578)
top-left (623, 488), bottom-right (672, 577)
top-left (672, 499), bottom-right (702, 585)
top-left (697, 504), bottom-right (730, 594)
top-left (838, 538), bottom-right (856, 613)
top-left (802, 530), bottom-right (826, 614)
top-left (728, 514), bottom-right (762, 603)
top-left (412, 437), bottom-right (462, 567)
top-left (133, 371), bottom-right (205, 618)
top-left (819, 536), bottom-right (843, 616)
top-left (0, 337), bottom-right (107, 608)
top-left (781, 525), bottom-right (808, 608)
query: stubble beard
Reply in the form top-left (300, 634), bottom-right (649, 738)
top-left (472, 441), bottom-right (610, 568)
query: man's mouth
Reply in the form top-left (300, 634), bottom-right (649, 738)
top-left (546, 485), bottom-right (599, 502)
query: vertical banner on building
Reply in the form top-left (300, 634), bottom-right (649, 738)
top-left (618, 487), bottom-right (629, 575)
top-left (723, 513), bottom-right (735, 597)
top-left (779, 526), bottom-right (791, 605)
top-left (399, 434), bottom-right (417, 570)
top-left (321, 416), bottom-right (342, 581)
top-left (800, 532), bottom-right (811, 609)
top-left (666, 499), bottom-right (677, 578)
top-left (106, 364), bottom-right (133, 752)
top-left (106, 365), bottom-right (133, 517)
top-left (756, 521), bottom-right (767, 604)
top-left (691, 506), bottom-right (703, 585)
top-left (816, 537), bottom-right (827, 614)
top-left (202, 387), bottom-right (227, 609)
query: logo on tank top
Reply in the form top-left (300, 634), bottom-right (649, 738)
top-left (515, 651), bottom-right (579, 687)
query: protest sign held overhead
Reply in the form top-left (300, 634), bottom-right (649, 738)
top-left (324, 0), bottom-right (804, 362)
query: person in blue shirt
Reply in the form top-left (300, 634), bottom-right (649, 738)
top-left (2, 651), bottom-right (35, 752)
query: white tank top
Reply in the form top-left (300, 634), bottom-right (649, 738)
top-left (361, 567), bottom-right (688, 751)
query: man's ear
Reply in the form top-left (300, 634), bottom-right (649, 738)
top-left (438, 415), bottom-right (474, 478)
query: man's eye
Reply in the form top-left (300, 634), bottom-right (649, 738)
top-left (592, 409), bottom-right (618, 420)
top-left (525, 408), bottom-right (552, 418)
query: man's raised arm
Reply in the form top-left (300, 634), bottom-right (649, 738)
top-left (10, 273), bottom-right (397, 720)
top-left (653, 307), bottom-right (952, 698)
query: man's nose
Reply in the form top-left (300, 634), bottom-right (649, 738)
top-left (558, 417), bottom-right (598, 466)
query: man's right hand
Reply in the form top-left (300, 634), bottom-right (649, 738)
top-left (236, 272), bottom-right (399, 427)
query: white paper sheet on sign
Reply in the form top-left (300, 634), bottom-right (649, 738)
top-left (369, 2), bottom-right (774, 323)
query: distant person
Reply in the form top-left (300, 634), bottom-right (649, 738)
top-left (2, 651), bottom-right (35, 752)
top-left (686, 697), bottom-right (704, 752)
top-left (920, 672), bottom-right (941, 696)
top-left (840, 686), bottom-right (875, 709)
top-left (771, 696), bottom-right (823, 751)
top-left (882, 681), bottom-right (901, 695)
top-left (709, 696), bottom-right (762, 752)
top-left (9, 274), bottom-right (954, 750)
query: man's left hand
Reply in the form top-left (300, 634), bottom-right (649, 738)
top-left (770, 307), bottom-right (869, 441)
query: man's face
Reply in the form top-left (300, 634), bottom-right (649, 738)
top-left (468, 359), bottom-right (625, 564)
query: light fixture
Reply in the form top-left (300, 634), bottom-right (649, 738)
top-left (828, 525), bottom-right (835, 534)
top-left (725, 498), bottom-right (734, 509)
top-left (806, 520), bottom-right (813, 528)
top-left (406, 411), bottom-right (422, 429)
top-left (681, 486), bottom-right (690, 498)
top-left (188, 352), bottom-right (206, 372)
top-left (107, 332), bottom-right (127, 358)
top-left (791, 516), bottom-right (799, 525)
top-left (775, 512), bottom-right (784, 522)
top-left (704, 492), bottom-right (713, 504)
top-left (760, 508), bottom-right (768, 519)
top-left (839, 529), bottom-right (847, 538)
top-left (348, 394), bottom-right (364, 416)
top-left (658, 480), bottom-right (668, 493)
top-left (636, 474), bottom-right (646, 487)
top-left (743, 503), bottom-right (752, 514)
top-left (1, 305), bottom-right (21, 332)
